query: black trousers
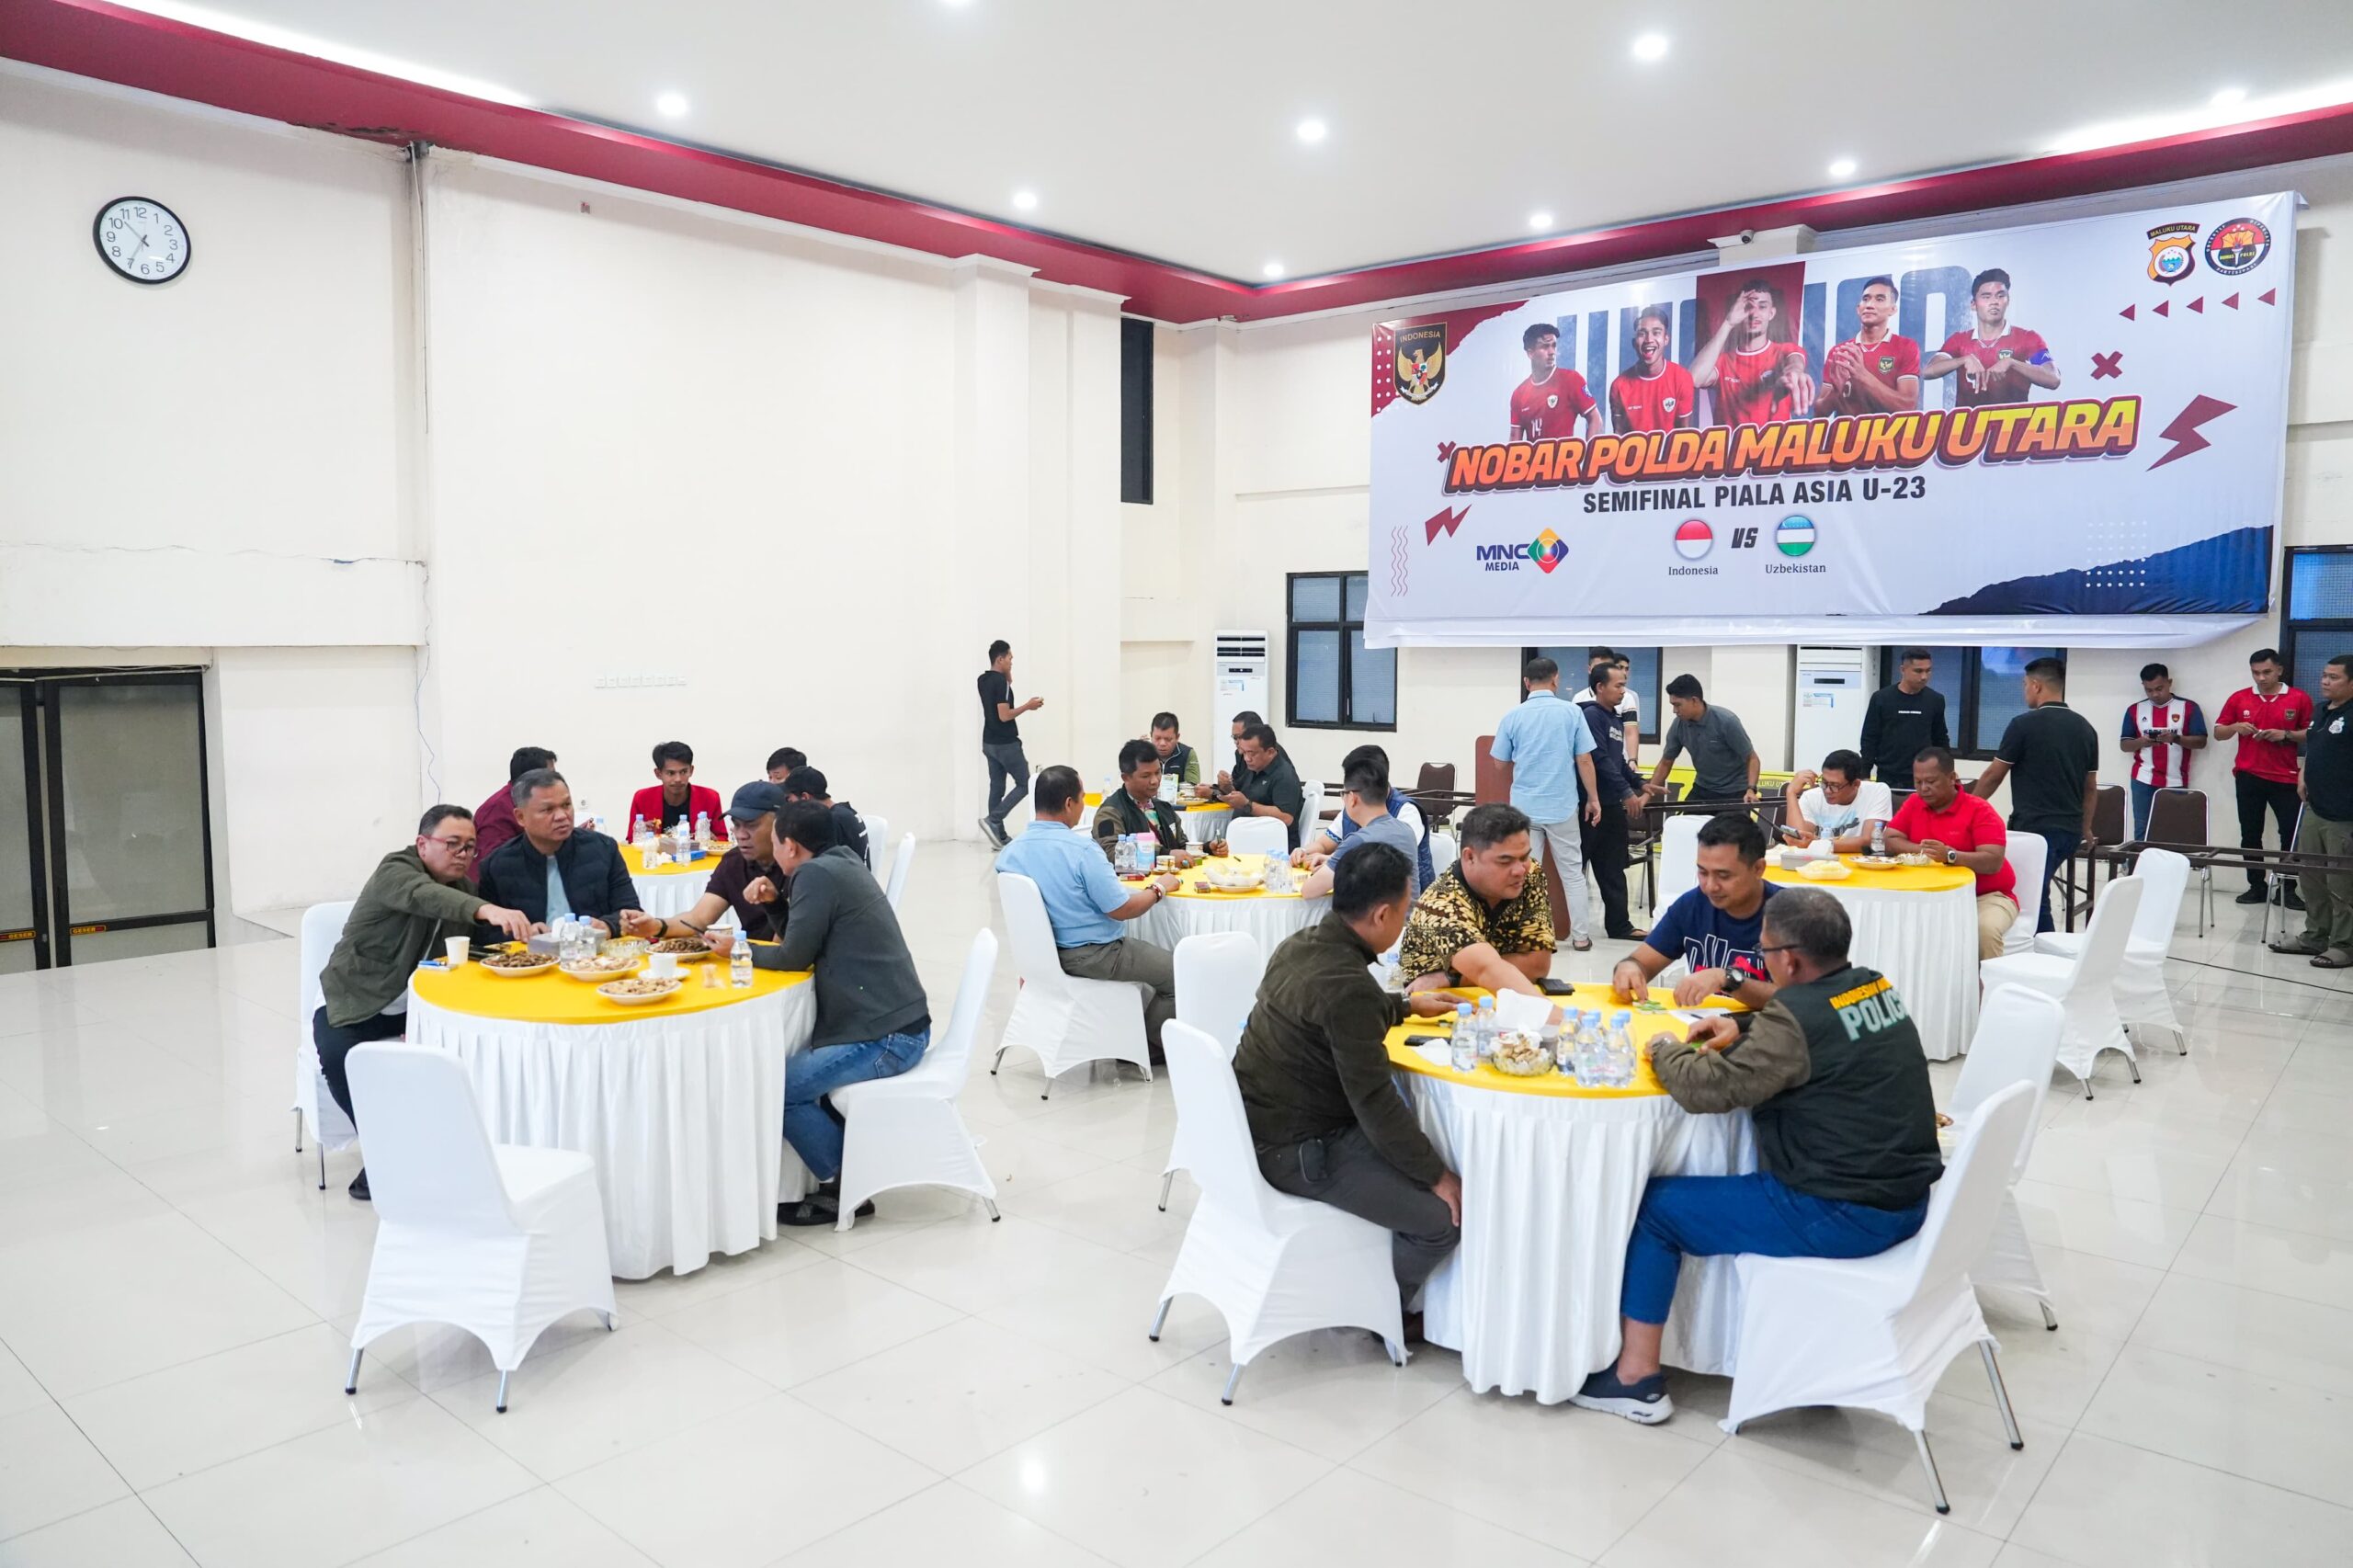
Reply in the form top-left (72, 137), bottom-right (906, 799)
top-left (310, 1005), bottom-right (405, 1124)
top-left (1258, 1126), bottom-right (1458, 1307)
top-left (1580, 797), bottom-right (1636, 937)
top-left (2235, 772), bottom-right (2302, 891)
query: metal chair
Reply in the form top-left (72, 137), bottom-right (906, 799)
top-left (1410, 763), bottom-right (1459, 829)
top-left (2143, 789), bottom-right (2217, 935)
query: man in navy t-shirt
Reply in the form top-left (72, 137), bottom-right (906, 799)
top-left (1609, 813), bottom-right (1781, 1008)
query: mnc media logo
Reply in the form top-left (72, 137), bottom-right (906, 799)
top-left (1475, 528), bottom-right (1569, 574)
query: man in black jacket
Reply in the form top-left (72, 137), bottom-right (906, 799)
top-left (1578, 662), bottom-right (1649, 940)
top-left (779, 765), bottom-right (871, 868)
top-left (1858, 649), bottom-right (1951, 785)
top-left (1573, 888), bottom-right (1940, 1426)
top-left (471, 768), bottom-right (642, 937)
top-left (1093, 738), bottom-right (1192, 859)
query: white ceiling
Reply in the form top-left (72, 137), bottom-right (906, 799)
top-left (123, 0), bottom-right (2353, 280)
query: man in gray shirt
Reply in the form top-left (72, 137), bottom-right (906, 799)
top-left (1647, 674), bottom-right (1760, 805)
top-left (1295, 755), bottom-right (1425, 898)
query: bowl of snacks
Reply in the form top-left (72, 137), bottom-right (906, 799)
top-left (596, 975), bottom-right (682, 1006)
top-left (480, 949), bottom-right (558, 977)
top-left (1852, 855), bottom-right (1899, 869)
top-left (1202, 865), bottom-right (1265, 893)
top-left (1489, 1029), bottom-right (1553, 1075)
top-left (559, 951), bottom-right (641, 982)
top-left (1798, 858), bottom-right (1853, 881)
top-left (1895, 852), bottom-right (1937, 868)
top-left (597, 936), bottom-right (650, 961)
top-left (651, 936), bottom-right (713, 961)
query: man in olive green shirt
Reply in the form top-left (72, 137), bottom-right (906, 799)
top-left (313, 804), bottom-right (533, 1199)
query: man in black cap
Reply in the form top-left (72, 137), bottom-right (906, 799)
top-left (780, 765), bottom-right (872, 868)
top-left (621, 781), bottom-right (793, 942)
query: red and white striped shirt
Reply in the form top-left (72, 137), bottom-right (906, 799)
top-left (2122, 698), bottom-right (2205, 789)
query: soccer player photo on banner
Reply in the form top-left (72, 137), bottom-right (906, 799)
top-left (1368, 194), bottom-right (2296, 648)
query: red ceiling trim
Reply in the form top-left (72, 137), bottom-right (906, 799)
top-left (8, 0), bottom-right (2353, 324)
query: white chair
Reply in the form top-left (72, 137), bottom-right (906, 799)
top-left (1949, 985), bottom-right (2069, 1331)
top-left (1653, 814), bottom-right (1702, 915)
top-left (2000, 834), bottom-right (2048, 958)
top-left (1397, 799), bottom-right (1427, 846)
top-left (1161, 932), bottom-right (1268, 1210)
top-left (294, 901), bottom-right (360, 1190)
top-left (1299, 779), bottom-right (1324, 836)
top-left (1722, 1082), bottom-right (2036, 1516)
top-left (883, 832), bottom-right (916, 911)
top-left (1981, 877), bottom-right (2145, 1097)
top-left (1225, 815), bottom-right (1289, 860)
top-left (991, 873), bottom-right (1153, 1098)
top-left (830, 930), bottom-right (1001, 1229)
top-left (2033, 846), bottom-right (2187, 1053)
top-left (862, 813), bottom-right (889, 870)
top-left (1150, 1021), bottom-right (1404, 1403)
top-left (342, 1044), bottom-right (616, 1414)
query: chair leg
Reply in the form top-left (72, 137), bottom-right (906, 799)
top-left (293, 1108), bottom-right (304, 1153)
top-left (495, 1369), bottom-right (511, 1414)
top-left (1981, 1341), bottom-right (2025, 1450)
top-left (1221, 1361), bottom-right (1245, 1406)
top-left (983, 1197), bottom-right (1000, 1221)
top-left (1384, 1338), bottom-right (1406, 1368)
top-left (2037, 1298), bottom-right (2058, 1332)
top-left (344, 1346), bottom-right (362, 1394)
top-left (1158, 1170), bottom-right (1175, 1212)
top-left (2126, 1054), bottom-right (2142, 1085)
top-left (1148, 1298), bottom-right (1172, 1343)
top-left (602, 1312), bottom-right (617, 1331)
top-left (990, 1046), bottom-right (1006, 1077)
top-left (317, 1141), bottom-right (327, 1192)
top-left (1913, 1427), bottom-right (1951, 1515)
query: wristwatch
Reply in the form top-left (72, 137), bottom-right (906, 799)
top-left (1943, 848), bottom-right (1959, 866)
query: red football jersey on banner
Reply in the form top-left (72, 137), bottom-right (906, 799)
top-left (1819, 333), bottom-right (1921, 415)
top-left (1712, 339), bottom-right (1806, 426)
top-left (1938, 326), bottom-right (2053, 406)
top-left (1509, 369), bottom-right (1597, 438)
top-left (1610, 363), bottom-right (1697, 432)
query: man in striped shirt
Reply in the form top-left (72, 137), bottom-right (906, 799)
top-left (2120, 663), bottom-right (2208, 840)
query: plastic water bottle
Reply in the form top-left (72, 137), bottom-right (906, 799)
top-left (1473, 997), bottom-right (1499, 1062)
top-left (1870, 819), bottom-right (1887, 858)
top-left (1609, 1012), bottom-right (1638, 1086)
top-left (630, 813), bottom-right (647, 847)
top-left (730, 934), bottom-right (754, 989)
top-left (1450, 1004), bottom-right (1477, 1072)
top-left (1576, 1010), bottom-right (1606, 1083)
top-left (695, 810), bottom-right (711, 848)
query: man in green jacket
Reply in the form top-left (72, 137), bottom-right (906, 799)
top-left (313, 804), bottom-right (534, 1199)
top-left (1572, 886), bottom-right (1941, 1426)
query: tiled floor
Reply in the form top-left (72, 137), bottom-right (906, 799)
top-left (2, 839), bottom-right (2349, 1566)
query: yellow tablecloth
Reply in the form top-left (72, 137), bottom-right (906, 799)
top-left (415, 950), bottom-right (809, 1024)
top-left (1164, 853), bottom-right (1300, 902)
top-left (1184, 801), bottom-right (1231, 814)
top-left (1384, 983), bottom-right (1742, 1099)
top-left (1763, 853), bottom-right (1974, 893)
top-left (620, 841), bottom-right (727, 878)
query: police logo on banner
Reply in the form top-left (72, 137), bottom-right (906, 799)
top-left (2146, 222), bottom-right (2199, 284)
top-left (2205, 217), bottom-right (2271, 276)
top-left (1394, 324), bottom-right (1447, 403)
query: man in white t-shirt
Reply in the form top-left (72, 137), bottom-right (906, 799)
top-left (1780, 750), bottom-right (1893, 850)
top-left (1572, 651), bottom-right (1642, 769)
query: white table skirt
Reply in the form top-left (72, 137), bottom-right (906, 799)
top-left (406, 983), bottom-right (815, 1279)
top-left (1806, 881), bottom-right (1980, 1061)
top-left (631, 867), bottom-right (714, 919)
top-left (1181, 807), bottom-right (1233, 846)
top-left (1404, 1075), bottom-right (1755, 1403)
top-left (1133, 892), bottom-right (1320, 951)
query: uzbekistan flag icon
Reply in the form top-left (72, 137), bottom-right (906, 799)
top-left (1673, 518), bottom-right (1713, 561)
top-left (1776, 516), bottom-right (1817, 556)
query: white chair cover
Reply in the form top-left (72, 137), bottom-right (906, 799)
top-left (1163, 934), bottom-right (1268, 1210)
top-left (862, 813), bottom-right (889, 870)
top-left (345, 1044), bottom-right (616, 1395)
top-left (883, 832), bottom-right (916, 911)
top-left (1981, 878), bottom-right (2145, 1094)
top-left (1225, 816), bottom-right (1289, 860)
top-left (294, 903), bottom-right (360, 1167)
top-left (1154, 1022), bottom-right (1403, 1395)
top-left (2032, 846), bottom-right (2186, 1047)
top-left (993, 873), bottom-right (1153, 1095)
top-left (1653, 814), bottom-right (1703, 915)
top-left (1429, 827), bottom-right (1460, 877)
top-left (1397, 800), bottom-right (1427, 846)
top-left (1722, 1083), bottom-right (2037, 1511)
top-left (1300, 779), bottom-right (1324, 838)
top-left (1949, 986), bottom-right (2067, 1311)
top-left (2000, 834), bottom-right (2047, 958)
top-left (830, 930), bottom-right (999, 1227)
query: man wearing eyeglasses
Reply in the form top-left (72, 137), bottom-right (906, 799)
top-left (312, 804), bottom-right (534, 1200)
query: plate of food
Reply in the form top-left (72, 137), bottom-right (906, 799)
top-left (1489, 1029), bottom-right (1553, 1076)
top-left (597, 975), bottom-right (682, 1006)
top-left (559, 952), bottom-right (641, 981)
top-left (651, 936), bottom-right (713, 961)
top-left (1201, 866), bottom-right (1265, 893)
top-left (1852, 855), bottom-right (1899, 869)
top-left (1798, 859), bottom-right (1853, 881)
top-left (597, 936), bottom-right (650, 961)
top-left (480, 949), bottom-right (559, 977)
top-left (1895, 852), bottom-right (1937, 868)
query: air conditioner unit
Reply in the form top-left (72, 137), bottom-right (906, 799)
top-left (1211, 631), bottom-right (1270, 735)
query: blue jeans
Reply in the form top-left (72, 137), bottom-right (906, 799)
top-left (784, 1027), bottom-right (928, 1181)
top-left (2130, 779), bottom-right (2158, 842)
top-left (2032, 827), bottom-right (2081, 934)
top-left (1621, 1170), bottom-right (1927, 1325)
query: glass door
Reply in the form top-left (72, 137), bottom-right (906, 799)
top-left (0, 686), bottom-right (45, 974)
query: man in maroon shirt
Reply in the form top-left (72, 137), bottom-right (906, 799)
top-left (2215, 647), bottom-right (2313, 907)
top-left (1610, 306), bottom-right (1697, 434)
top-left (1923, 268), bottom-right (2060, 407)
top-left (472, 744), bottom-right (554, 864)
top-left (1508, 321), bottom-right (1599, 440)
top-left (1691, 277), bottom-right (1813, 427)
top-left (1813, 277), bottom-right (1920, 416)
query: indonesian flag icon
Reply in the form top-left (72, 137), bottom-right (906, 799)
top-left (1674, 518), bottom-right (1714, 561)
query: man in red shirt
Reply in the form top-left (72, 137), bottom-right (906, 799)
top-left (1813, 276), bottom-right (1920, 416)
top-left (1508, 322), bottom-right (1599, 440)
top-left (2214, 647), bottom-right (2313, 906)
top-left (1881, 745), bottom-right (2018, 959)
top-left (1692, 277), bottom-right (1813, 426)
top-left (1923, 268), bottom-right (2060, 408)
top-left (628, 741), bottom-right (729, 841)
top-left (1610, 306), bottom-right (1697, 433)
top-left (473, 744), bottom-right (554, 864)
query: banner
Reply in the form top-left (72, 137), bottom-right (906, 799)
top-left (1368, 193), bottom-right (2295, 648)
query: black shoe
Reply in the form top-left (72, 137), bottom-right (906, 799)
top-left (1570, 1365), bottom-right (1675, 1424)
top-left (2235, 887), bottom-right (2268, 905)
top-left (347, 1168), bottom-right (370, 1202)
top-left (2286, 892), bottom-right (2307, 912)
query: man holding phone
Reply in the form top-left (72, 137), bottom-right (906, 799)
top-left (2215, 649), bottom-right (2312, 907)
top-left (2120, 663), bottom-right (2207, 840)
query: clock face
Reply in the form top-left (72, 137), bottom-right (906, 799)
top-left (93, 198), bottom-right (190, 285)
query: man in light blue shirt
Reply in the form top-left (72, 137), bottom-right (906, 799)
top-left (1492, 655), bottom-right (1602, 949)
top-left (997, 764), bottom-right (1182, 1058)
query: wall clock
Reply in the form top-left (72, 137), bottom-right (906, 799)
top-left (93, 197), bottom-right (190, 285)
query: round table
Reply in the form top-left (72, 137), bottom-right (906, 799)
top-left (1762, 854), bottom-right (1980, 1061)
top-left (621, 841), bottom-right (722, 918)
top-left (406, 954), bottom-right (813, 1279)
top-left (1387, 983), bottom-right (1755, 1403)
top-left (1181, 801), bottom-right (1233, 846)
top-left (1132, 854), bottom-right (1319, 951)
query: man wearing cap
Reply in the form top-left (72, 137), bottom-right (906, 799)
top-left (780, 765), bottom-right (872, 868)
top-left (621, 781), bottom-right (793, 943)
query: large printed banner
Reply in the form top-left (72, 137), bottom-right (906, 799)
top-left (1368, 194), bottom-right (2295, 648)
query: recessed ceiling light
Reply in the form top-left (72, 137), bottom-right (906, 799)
top-left (1529, 211), bottom-right (1554, 232)
top-left (1011, 188), bottom-right (1039, 212)
top-left (1262, 260), bottom-right (1286, 279)
top-left (1296, 118), bottom-right (1328, 144)
top-left (654, 91), bottom-right (688, 118)
top-left (1827, 157), bottom-right (1858, 179)
top-left (940, 0), bottom-right (975, 7)
top-left (1631, 32), bottom-right (1669, 62)
top-left (2211, 85), bottom-right (2248, 108)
